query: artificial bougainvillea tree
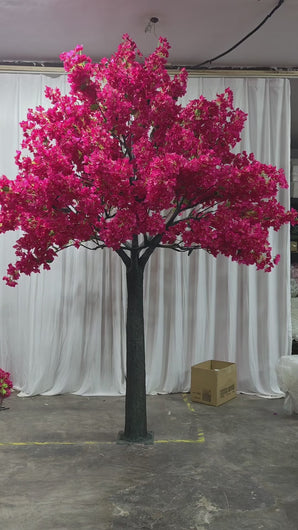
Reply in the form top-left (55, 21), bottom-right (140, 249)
top-left (0, 35), bottom-right (295, 440)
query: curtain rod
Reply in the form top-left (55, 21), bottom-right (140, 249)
top-left (0, 64), bottom-right (298, 78)
top-left (174, 69), bottom-right (298, 78)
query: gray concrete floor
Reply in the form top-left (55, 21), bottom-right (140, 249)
top-left (1, 392), bottom-right (298, 530)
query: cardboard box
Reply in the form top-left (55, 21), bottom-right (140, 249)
top-left (191, 360), bottom-right (237, 406)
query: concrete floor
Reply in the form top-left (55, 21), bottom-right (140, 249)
top-left (1, 392), bottom-right (298, 530)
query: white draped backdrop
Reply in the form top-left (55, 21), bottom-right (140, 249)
top-left (0, 73), bottom-right (291, 397)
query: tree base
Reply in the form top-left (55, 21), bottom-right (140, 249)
top-left (117, 430), bottom-right (154, 445)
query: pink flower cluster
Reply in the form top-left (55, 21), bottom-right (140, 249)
top-left (0, 369), bottom-right (13, 402)
top-left (0, 34), bottom-right (296, 284)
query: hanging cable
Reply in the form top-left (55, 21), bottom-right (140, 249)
top-left (190, 0), bottom-right (285, 69)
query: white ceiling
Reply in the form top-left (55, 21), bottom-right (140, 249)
top-left (0, 0), bottom-right (298, 146)
top-left (0, 0), bottom-right (296, 67)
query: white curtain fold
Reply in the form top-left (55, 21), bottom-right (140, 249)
top-left (0, 74), bottom-right (291, 397)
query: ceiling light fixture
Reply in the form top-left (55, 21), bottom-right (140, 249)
top-left (145, 17), bottom-right (159, 34)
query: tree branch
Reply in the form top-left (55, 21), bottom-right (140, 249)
top-left (165, 201), bottom-right (184, 229)
top-left (79, 241), bottom-right (106, 250)
top-left (115, 248), bottom-right (131, 267)
top-left (139, 234), bottom-right (163, 269)
top-left (156, 242), bottom-right (202, 253)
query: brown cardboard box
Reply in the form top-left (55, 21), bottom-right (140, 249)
top-left (191, 360), bottom-right (237, 406)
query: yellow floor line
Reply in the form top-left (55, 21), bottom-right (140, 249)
top-left (0, 395), bottom-right (206, 447)
top-left (155, 439), bottom-right (204, 444)
top-left (197, 432), bottom-right (205, 443)
top-left (181, 393), bottom-right (205, 443)
top-left (182, 393), bottom-right (196, 413)
top-left (0, 438), bottom-right (204, 446)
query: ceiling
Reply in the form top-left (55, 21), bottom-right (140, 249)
top-left (0, 0), bottom-right (298, 147)
top-left (0, 0), bottom-right (296, 67)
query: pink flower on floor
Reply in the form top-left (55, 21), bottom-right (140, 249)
top-left (0, 369), bottom-right (13, 406)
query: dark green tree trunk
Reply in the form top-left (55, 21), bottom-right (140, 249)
top-left (120, 254), bottom-right (151, 442)
top-left (117, 238), bottom-right (161, 443)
